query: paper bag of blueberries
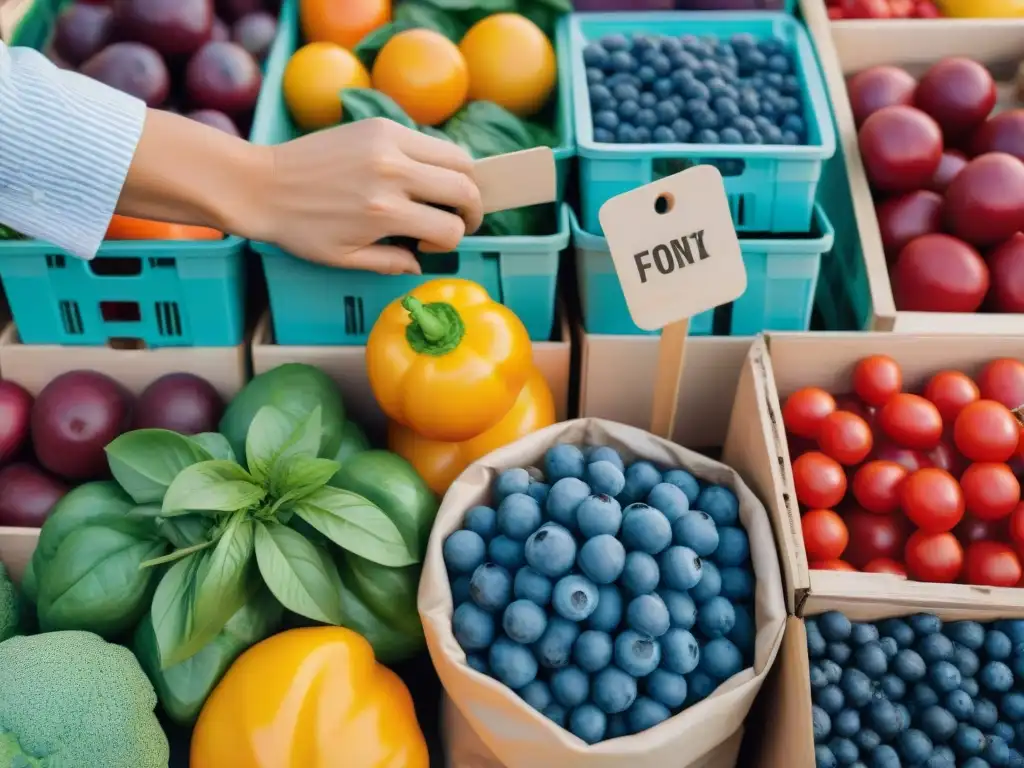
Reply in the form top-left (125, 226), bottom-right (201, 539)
top-left (419, 418), bottom-right (787, 767)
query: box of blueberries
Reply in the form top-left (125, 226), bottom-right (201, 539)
top-left (417, 418), bottom-right (787, 767)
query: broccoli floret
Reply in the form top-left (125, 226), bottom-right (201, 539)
top-left (0, 631), bottom-right (169, 767)
top-left (0, 562), bottom-right (21, 642)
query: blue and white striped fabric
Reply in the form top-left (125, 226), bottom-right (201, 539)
top-left (0, 42), bottom-right (145, 260)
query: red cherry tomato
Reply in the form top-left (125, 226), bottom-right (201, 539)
top-left (900, 468), bottom-right (965, 533)
top-left (852, 460), bottom-right (909, 515)
top-left (878, 393), bottom-right (944, 450)
top-left (809, 559), bottom-right (857, 572)
top-left (864, 558), bottom-right (907, 577)
top-left (923, 370), bottom-right (980, 423)
top-left (905, 530), bottom-right (964, 583)
top-left (1009, 502), bottom-right (1024, 550)
top-left (954, 399), bottom-right (1019, 462)
top-left (976, 358), bottom-right (1024, 410)
top-left (872, 442), bottom-right (933, 473)
top-left (956, 515), bottom-right (1009, 546)
top-left (792, 452), bottom-right (848, 509)
top-left (783, 387), bottom-right (837, 440)
top-left (818, 411), bottom-right (874, 466)
top-left (802, 509), bottom-right (850, 561)
top-left (852, 355), bottom-right (903, 406)
top-left (963, 541), bottom-right (1022, 587)
top-left (960, 462), bottom-right (1021, 521)
top-left (844, 507), bottom-right (909, 568)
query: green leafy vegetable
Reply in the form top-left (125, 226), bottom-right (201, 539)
top-left (162, 461), bottom-right (266, 516)
top-left (341, 88), bottom-right (418, 129)
top-left (106, 430), bottom-right (213, 504)
top-left (393, 0), bottom-right (468, 39)
top-left (191, 432), bottom-right (237, 462)
top-left (254, 522), bottom-right (344, 625)
top-left (354, 21), bottom-right (416, 68)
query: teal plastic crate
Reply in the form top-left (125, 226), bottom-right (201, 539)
top-left (0, 0), bottom-right (258, 348)
top-left (250, 0), bottom-right (575, 197)
top-left (573, 203), bottom-right (833, 335)
top-left (256, 205), bottom-right (569, 344)
top-left (568, 12), bottom-right (836, 236)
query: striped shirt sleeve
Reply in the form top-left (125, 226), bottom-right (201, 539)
top-left (0, 42), bottom-right (146, 260)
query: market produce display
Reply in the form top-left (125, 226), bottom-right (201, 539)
top-left (443, 443), bottom-right (756, 744)
top-left (848, 57), bottom-right (1024, 314)
top-left (784, 354), bottom-right (1024, 584)
top-left (807, 611), bottom-right (1024, 768)
top-left (825, 0), bottom-right (941, 19)
top-left (583, 30), bottom-right (810, 146)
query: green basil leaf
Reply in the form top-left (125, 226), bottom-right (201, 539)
top-left (158, 514), bottom-right (214, 549)
top-left (106, 429), bottom-right (214, 504)
top-left (152, 551), bottom-right (205, 668)
top-left (191, 432), bottom-right (237, 462)
top-left (341, 88), bottom-right (417, 129)
top-left (393, 0), bottom-right (468, 39)
top-left (254, 522), bottom-right (344, 625)
top-left (354, 21), bottom-right (415, 69)
top-left (444, 101), bottom-right (537, 159)
top-left (162, 460), bottom-right (265, 517)
top-left (419, 125), bottom-right (453, 142)
top-left (246, 405), bottom-right (321, 485)
top-left (526, 120), bottom-right (559, 148)
top-left (271, 456), bottom-right (342, 512)
top-left (293, 487), bottom-right (416, 567)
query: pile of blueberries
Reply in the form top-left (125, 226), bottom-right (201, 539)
top-left (809, 611), bottom-right (1024, 768)
top-left (442, 442), bottom-right (757, 746)
top-left (584, 31), bottom-right (808, 146)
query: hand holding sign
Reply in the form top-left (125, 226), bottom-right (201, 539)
top-left (598, 165), bottom-right (748, 440)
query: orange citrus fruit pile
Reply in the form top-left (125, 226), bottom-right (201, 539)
top-left (299, 0), bottom-right (391, 50)
top-left (283, 42), bottom-right (371, 131)
top-left (371, 29), bottom-right (470, 126)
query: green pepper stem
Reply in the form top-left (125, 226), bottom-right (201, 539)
top-left (402, 296), bottom-right (447, 342)
top-left (402, 296), bottom-right (466, 356)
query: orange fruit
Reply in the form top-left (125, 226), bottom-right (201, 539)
top-left (283, 42), bottom-right (371, 131)
top-left (459, 13), bottom-right (556, 118)
top-left (299, 0), bottom-right (391, 50)
top-left (371, 29), bottom-right (469, 126)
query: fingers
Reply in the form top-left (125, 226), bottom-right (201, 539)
top-left (404, 163), bottom-right (484, 236)
top-left (395, 126), bottom-right (476, 175)
top-left (331, 244), bottom-right (422, 275)
top-left (385, 199), bottom-right (466, 253)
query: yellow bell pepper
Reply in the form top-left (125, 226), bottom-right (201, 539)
top-left (389, 368), bottom-right (556, 495)
top-left (367, 278), bottom-right (533, 442)
top-left (191, 627), bottom-right (429, 768)
top-left (939, 0), bottom-right (1024, 16)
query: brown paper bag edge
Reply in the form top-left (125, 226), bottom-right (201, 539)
top-left (418, 417), bottom-right (787, 768)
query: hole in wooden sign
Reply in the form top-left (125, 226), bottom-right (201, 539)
top-left (654, 194), bottom-right (673, 215)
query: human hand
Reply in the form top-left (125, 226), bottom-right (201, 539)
top-left (257, 118), bottom-right (483, 275)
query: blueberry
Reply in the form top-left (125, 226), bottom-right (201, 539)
top-left (690, 560), bottom-right (721, 603)
top-left (919, 704), bottom-right (957, 742)
top-left (681, 80), bottom-right (711, 101)
top-left (812, 705), bottom-right (832, 743)
top-left (469, 563), bottom-right (513, 612)
top-left (880, 618), bottom-right (915, 648)
top-left (589, 84), bottom-right (614, 112)
top-left (918, 632), bottom-right (954, 663)
top-left (893, 649), bottom-right (927, 681)
top-left (780, 130), bottom-right (800, 145)
top-left (729, 605), bottom-right (755, 657)
top-left (549, 665), bottom-right (590, 709)
top-left (816, 684), bottom-right (845, 716)
top-left (868, 699), bottom-right (901, 739)
top-left (463, 505), bottom-right (498, 541)
top-left (542, 703), bottom-right (567, 727)
top-left (634, 108), bottom-right (658, 131)
top-left (621, 551), bottom-right (661, 595)
top-left (522, 525), bottom-right (575, 580)
top-left (606, 713), bottom-right (629, 739)
top-left (830, 738), bottom-right (859, 766)
top-left (595, 128), bottom-right (616, 143)
top-left (985, 630), bottom-right (1013, 660)
top-left (453, 602), bottom-right (496, 651)
top-left (716, 127), bottom-right (741, 144)
top-left (946, 689), bottom-right (975, 720)
top-left (853, 729), bottom-right (880, 753)
top-left (697, 596), bottom-right (735, 639)
top-left (497, 493), bottom-right (543, 542)
top-left (961, 676), bottom-right (979, 697)
top-left (814, 745), bottom-right (837, 768)
top-left (807, 628), bottom-right (828, 660)
top-left (926, 660), bottom-right (960, 693)
top-left (954, 723), bottom-right (986, 757)
top-left (634, 127), bottom-right (652, 143)
top-left (907, 614), bottom-right (941, 635)
top-left (618, 99), bottom-right (640, 123)
top-left (691, 112), bottom-right (719, 134)
top-left (782, 113), bottom-right (805, 137)
top-left (611, 82), bottom-right (641, 104)
top-left (742, 129), bottom-right (764, 144)
top-left (588, 584), bottom-right (624, 633)
top-left (444, 529), bottom-right (487, 575)
top-left (578, 534), bottom-right (627, 585)
top-left (879, 637), bottom-right (898, 659)
top-left (577, 494), bottom-right (623, 539)
top-left (953, 645), bottom-right (980, 677)
top-left (651, 126), bottom-right (675, 143)
top-left (637, 65), bottom-right (657, 86)
top-left (574, 630), bottom-right (613, 673)
top-left (588, 446), bottom-right (624, 472)
top-left (659, 546), bottom-right (703, 591)
top-left (657, 589), bottom-right (697, 631)
top-left (517, 679), bottom-right (552, 713)
top-left (714, 527), bottom-right (749, 567)
top-left (719, 567), bottom-right (753, 602)
top-left (535, 617), bottom-right (581, 669)
top-left (662, 469), bottom-right (700, 503)
top-left (670, 118), bottom-right (693, 142)
top-left (994, 619), bottom-right (1024, 644)
top-left (585, 462), bottom-right (626, 499)
top-left (850, 623), bottom-right (879, 646)
top-left (489, 636), bottom-right (538, 690)
top-left (488, 535), bottom-right (525, 570)
top-left (583, 42), bottom-right (610, 67)
top-left (738, 92), bottom-right (760, 117)
top-left (594, 110), bottom-right (620, 133)
top-left (495, 468), bottom-right (531, 502)
top-left (686, 670), bottom-right (718, 705)
top-left (626, 697), bottom-right (670, 735)
top-left (986, 736), bottom-right (1011, 766)
top-left (653, 78), bottom-right (675, 99)
top-left (700, 637), bottom-right (742, 681)
top-left (627, 593), bottom-right (671, 638)
top-left (514, 567), bottom-right (552, 606)
top-left (606, 72), bottom-right (639, 90)
top-left (466, 653), bottom-right (488, 675)
top-left (609, 50), bottom-right (636, 73)
top-left (650, 53), bottom-right (671, 76)
top-left (618, 461), bottom-right (662, 506)
top-left (993, 720), bottom-right (1016, 742)
top-left (586, 66), bottom-right (604, 85)
top-left (879, 674), bottom-right (905, 700)
top-left (817, 612), bottom-right (850, 642)
top-left (546, 478), bottom-right (591, 529)
top-left (569, 703), bottom-right (606, 744)
top-left (832, 709), bottom-right (860, 739)
top-left (654, 100), bottom-right (680, 126)
top-left (552, 574), bottom-right (600, 622)
top-left (615, 630), bottom-right (661, 678)
top-left (452, 575), bottom-right (471, 604)
top-left (973, 698), bottom-right (999, 731)
top-left (911, 683), bottom-right (939, 708)
top-left (672, 510), bottom-right (720, 557)
top-left (897, 730), bottom-right (932, 764)
top-left (818, 659), bottom-right (842, 686)
top-left (592, 665), bottom-right (638, 714)
top-left (981, 661), bottom-right (1014, 693)
top-left (1001, 691), bottom-right (1024, 721)
top-left (501, 599), bottom-right (547, 644)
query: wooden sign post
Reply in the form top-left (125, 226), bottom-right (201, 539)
top-left (598, 165), bottom-right (748, 441)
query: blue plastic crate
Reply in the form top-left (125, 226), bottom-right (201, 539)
top-left (0, 0), bottom-right (259, 348)
top-left (573, 203), bottom-right (833, 335)
top-left (568, 12), bottom-right (836, 235)
top-left (250, 0), bottom-right (575, 198)
top-left (256, 205), bottom-right (569, 345)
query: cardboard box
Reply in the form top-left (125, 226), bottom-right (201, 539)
top-left (250, 310), bottom-right (573, 446)
top-left (579, 334), bottom-right (754, 450)
top-left (800, 0), bottom-right (1024, 333)
top-left (0, 323), bottom-right (249, 400)
top-left (761, 331), bottom-right (1024, 616)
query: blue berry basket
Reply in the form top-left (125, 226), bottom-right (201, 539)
top-left (257, 205), bottom-right (570, 345)
top-left (568, 12), bottom-right (836, 236)
top-left (573, 204), bottom-right (834, 336)
top-left (0, 0), bottom-right (255, 348)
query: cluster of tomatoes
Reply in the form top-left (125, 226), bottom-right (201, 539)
top-left (783, 355), bottom-right (1024, 587)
